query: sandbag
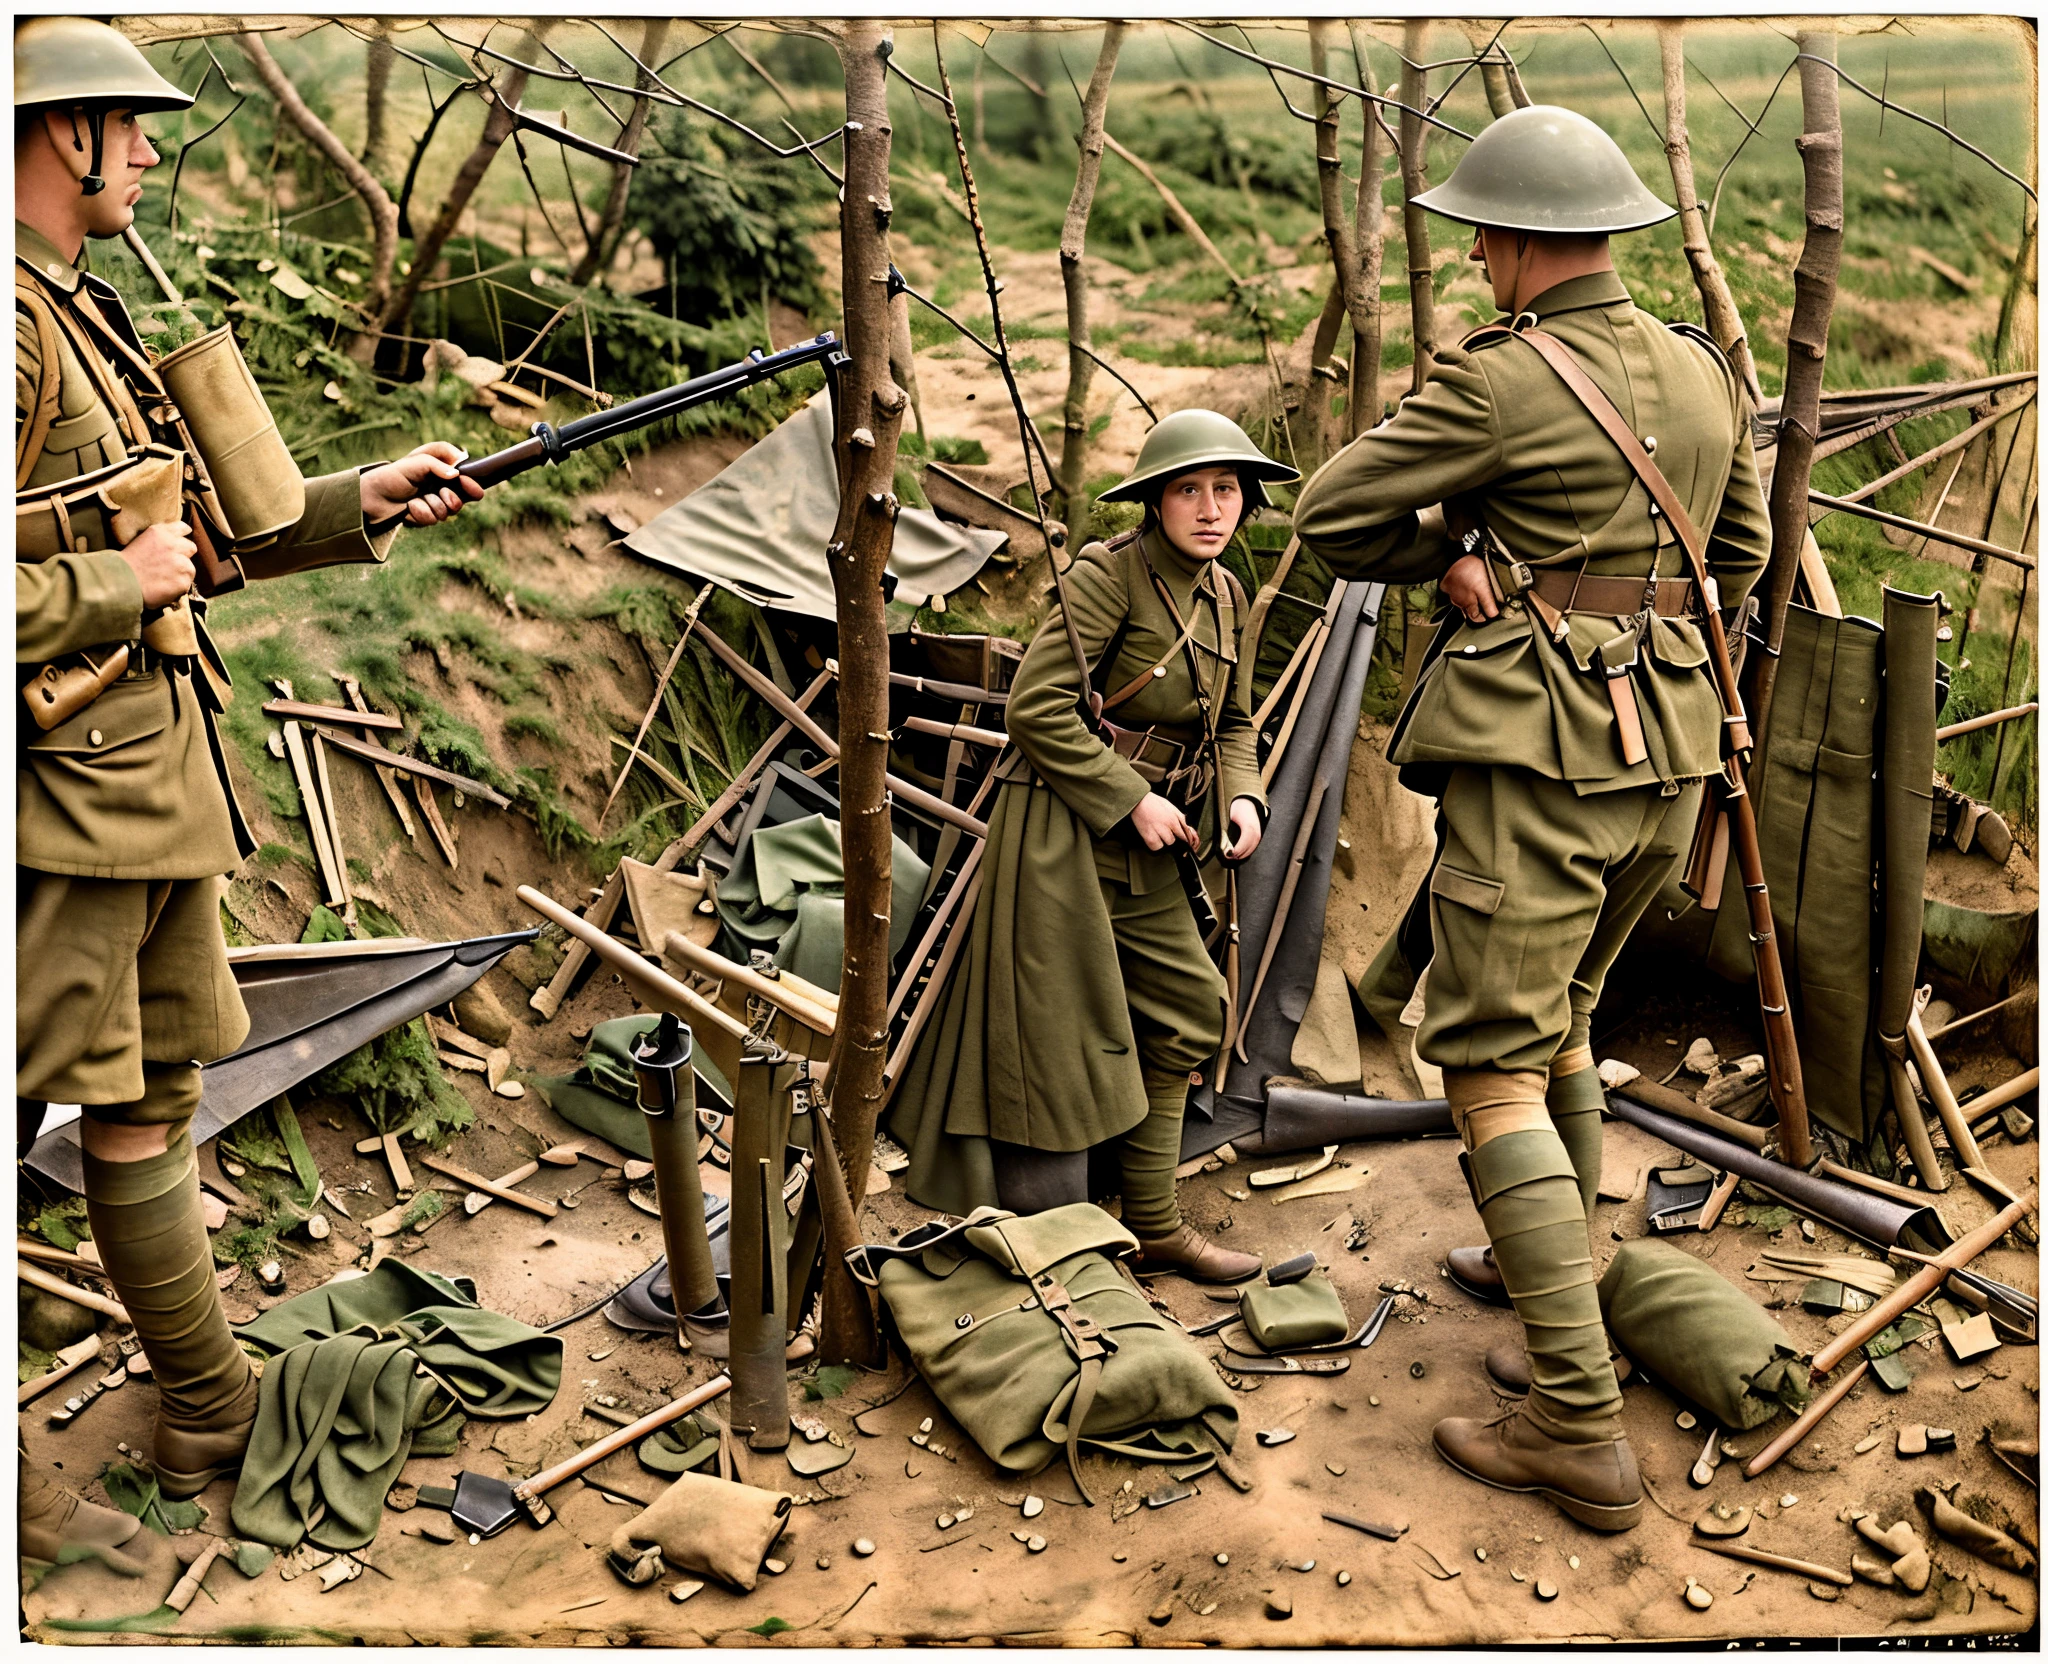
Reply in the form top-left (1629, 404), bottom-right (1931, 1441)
top-left (850, 1204), bottom-right (1236, 1499)
top-left (607, 1471), bottom-right (791, 1591)
top-left (1240, 1268), bottom-right (1348, 1351)
top-left (1597, 1240), bottom-right (1812, 1430)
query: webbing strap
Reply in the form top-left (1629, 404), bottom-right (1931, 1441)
top-left (1035, 1269), bottom-right (1115, 1506)
top-left (14, 280), bottom-right (63, 488)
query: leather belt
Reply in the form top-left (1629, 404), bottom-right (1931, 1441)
top-left (118, 640), bottom-right (160, 680)
top-left (1521, 568), bottom-right (1695, 619)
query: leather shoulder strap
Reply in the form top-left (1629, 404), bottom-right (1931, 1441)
top-left (1515, 328), bottom-right (1713, 600)
top-left (15, 280), bottom-right (64, 489)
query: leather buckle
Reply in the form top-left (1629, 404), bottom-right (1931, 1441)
top-left (118, 640), bottom-right (154, 680)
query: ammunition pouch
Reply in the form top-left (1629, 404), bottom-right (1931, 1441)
top-left (153, 326), bottom-right (306, 544)
top-left (1098, 716), bottom-right (1210, 806)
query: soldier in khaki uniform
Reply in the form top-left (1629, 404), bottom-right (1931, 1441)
top-left (15, 16), bottom-right (485, 1562)
top-left (1295, 107), bottom-right (1771, 1530)
top-left (892, 413), bottom-right (1290, 1282)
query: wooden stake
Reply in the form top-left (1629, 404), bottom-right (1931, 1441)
top-left (1743, 1358), bottom-right (1868, 1477)
top-left (1698, 1538), bottom-right (1853, 1586)
top-left (381, 1132), bottom-right (413, 1195)
top-left (19, 1261), bottom-right (128, 1323)
top-left (18, 1336), bottom-right (102, 1406)
top-left (600, 586), bottom-right (710, 828)
top-left (166, 1538), bottom-right (224, 1613)
top-left (338, 675), bottom-right (417, 840)
top-left (281, 720), bottom-right (344, 905)
top-left (419, 1154), bottom-right (558, 1218)
top-left (311, 731), bottom-right (358, 933)
top-left (413, 778), bottom-right (459, 868)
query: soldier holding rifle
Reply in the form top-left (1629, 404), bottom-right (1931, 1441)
top-left (15, 16), bottom-right (482, 1571)
top-left (1295, 106), bottom-right (1772, 1532)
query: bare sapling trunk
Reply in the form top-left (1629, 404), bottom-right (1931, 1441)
top-left (1310, 20), bottom-right (1375, 457)
top-left (377, 24), bottom-right (547, 341)
top-left (1347, 23), bottom-right (1390, 437)
top-left (1658, 22), bottom-right (1764, 405)
top-left (570, 17), bottom-right (671, 288)
top-left (1398, 22), bottom-right (1438, 395)
top-left (818, 18), bottom-right (907, 1367)
top-left (362, 25), bottom-right (395, 179)
top-left (1461, 23), bottom-right (1525, 119)
top-left (1752, 30), bottom-right (1843, 738)
top-left (238, 33), bottom-right (398, 359)
top-left (1054, 22), bottom-right (1126, 543)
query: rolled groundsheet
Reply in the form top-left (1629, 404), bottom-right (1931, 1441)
top-left (1249, 1085), bottom-right (1453, 1155)
top-left (1607, 1094), bottom-right (1951, 1253)
top-left (1236, 584), bottom-right (1388, 1099)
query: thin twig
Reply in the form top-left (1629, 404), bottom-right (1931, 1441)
top-left (1804, 55), bottom-right (2034, 199)
top-left (1072, 341), bottom-right (1158, 423)
top-left (1168, 21), bottom-right (1475, 142)
top-left (1577, 21), bottom-right (1664, 142)
top-left (1691, 55), bottom-right (1801, 237)
top-left (1427, 18), bottom-right (1516, 118)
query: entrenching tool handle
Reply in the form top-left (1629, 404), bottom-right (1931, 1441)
top-left (512, 1374), bottom-right (734, 1513)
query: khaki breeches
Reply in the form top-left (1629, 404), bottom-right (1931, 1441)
top-left (1419, 767), bottom-right (1699, 1074)
top-left (16, 871), bottom-right (249, 1120)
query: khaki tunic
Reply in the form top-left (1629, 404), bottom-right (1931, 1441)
top-left (889, 529), bottom-right (1264, 1211)
top-left (15, 220), bottom-right (398, 1111)
top-left (1296, 271), bottom-right (1773, 1072)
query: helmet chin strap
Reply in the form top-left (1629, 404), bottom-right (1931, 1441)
top-left (67, 108), bottom-right (108, 196)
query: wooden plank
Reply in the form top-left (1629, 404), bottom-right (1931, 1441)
top-left (414, 778), bottom-right (459, 867)
top-left (338, 676), bottom-right (418, 840)
top-left (311, 731), bottom-right (358, 933)
top-left (417, 1154), bottom-right (558, 1218)
top-left (262, 698), bottom-right (402, 729)
top-left (281, 720), bottom-right (345, 906)
top-left (529, 869), bottom-right (623, 1019)
top-left (315, 727), bottom-right (514, 808)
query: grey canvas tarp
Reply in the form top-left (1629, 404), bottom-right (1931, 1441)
top-left (624, 395), bottom-right (1007, 618)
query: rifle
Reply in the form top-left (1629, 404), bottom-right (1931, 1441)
top-left (1514, 327), bottom-right (1814, 1171)
top-left (369, 332), bottom-right (843, 531)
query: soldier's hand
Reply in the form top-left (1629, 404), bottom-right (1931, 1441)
top-left (1223, 795), bottom-right (1264, 864)
top-left (1441, 553), bottom-right (1499, 626)
top-left (1131, 792), bottom-right (1197, 853)
top-left (119, 520), bottom-right (197, 609)
top-left (360, 442), bottom-right (486, 526)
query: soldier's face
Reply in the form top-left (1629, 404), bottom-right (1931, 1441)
top-left (64, 107), bottom-right (160, 238)
top-left (1157, 466), bottom-right (1244, 562)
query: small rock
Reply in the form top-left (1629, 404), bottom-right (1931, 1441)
top-left (1027, 1535), bottom-right (1046, 1553)
top-left (1257, 1428), bottom-right (1295, 1447)
top-left (1112, 1552), bottom-right (1127, 1564)
top-left (258, 1260), bottom-right (286, 1295)
top-left (1854, 1432), bottom-right (1886, 1454)
top-left (1369, 1396), bottom-right (1380, 1407)
top-left (853, 1538), bottom-right (875, 1557)
top-left (452, 982), bottom-right (513, 1046)
top-left (307, 1215), bottom-right (330, 1241)
top-left (1148, 1603), bottom-right (1173, 1627)
top-left (764, 1558), bottom-right (787, 1576)
top-left (1022, 1495), bottom-right (1044, 1519)
top-left (1851, 1554), bottom-right (1896, 1587)
top-left (1536, 1580), bottom-right (1558, 1601)
top-left (1336, 1570), bottom-right (1352, 1586)
top-left (669, 1580), bottom-right (704, 1603)
top-left (1808, 1580), bottom-right (1840, 1603)
top-left (1476, 1548), bottom-right (1488, 1561)
top-left (1684, 1578), bottom-right (1713, 1611)
top-left (937, 1513), bottom-right (955, 1530)
top-left (911, 1432), bottom-right (929, 1447)
top-left (385, 1481), bottom-right (418, 1512)
top-left (1898, 1424), bottom-right (1929, 1457)
top-left (1290, 1559), bottom-right (1317, 1573)
top-left (1675, 1410), bottom-right (1698, 1430)
top-left (956, 1505), bottom-right (974, 1523)
top-left (1779, 1494), bottom-right (1799, 1509)
top-left (1266, 1591), bottom-right (1293, 1620)
top-left (1893, 1547), bottom-right (1932, 1593)
top-left (1216, 1553), bottom-right (1230, 1566)
top-left (816, 1557), bottom-right (831, 1571)
top-left (1925, 1427), bottom-right (1957, 1453)
top-left (1325, 1459), bottom-right (1347, 1476)
top-left (1568, 1555), bottom-right (1579, 1570)
top-left (919, 1417), bottom-right (934, 1434)
top-left (1511, 1570), bottom-right (1526, 1583)
top-left (1682, 1037), bottom-right (1719, 1075)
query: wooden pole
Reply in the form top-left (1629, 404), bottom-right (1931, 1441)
top-left (1751, 29), bottom-right (1843, 740)
top-left (1657, 21), bottom-right (1764, 405)
top-left (1346, 24), bottom-right (1391, 439)
top-left (1052, 23), bottom-right (1126, 541)
top-left (818, 17), bottom-right (906, 1368)
top-left (1810, 1191), bottom-right (2035, 1374)
top-left (1742, 1358), bottom-right (1868, 1477)
top-left (1311, 20), bottom-right (1376, 454)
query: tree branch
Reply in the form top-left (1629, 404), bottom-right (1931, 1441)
top-left (1054, 22), bottom-right (1126, 540)
top-left (570, 16), bottom-right (671, 288)
top-left (1398, 23), bottom-right (1439, 395)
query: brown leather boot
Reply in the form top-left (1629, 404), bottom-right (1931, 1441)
top-left (1485, 1342), bottom-right (1631, 1396)
top-left (20, 1469), bottom-right (150, 1578)
top-left (1445, 1244), bottom-right (1511, 1307)
top-left (1432, 1404), bottom-right (1643, 1531)
top-left (1133, 1224), bottom-right (1262, 1284)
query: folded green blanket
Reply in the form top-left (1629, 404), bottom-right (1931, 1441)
top-left (232, 1261), bottom-right (562, 1551)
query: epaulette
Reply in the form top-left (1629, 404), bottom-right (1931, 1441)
top-left (1667, 319), bottom-right (1734, 375)
top-left (1454, 320), bottom-right (1524, 358)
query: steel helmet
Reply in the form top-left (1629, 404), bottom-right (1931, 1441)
top-left (16, 18), bottom-right (191, 198)
top-left (1097, 408), bottom-right (1300, 511)
top-left (1410, 105), bottom-right (1674, 236)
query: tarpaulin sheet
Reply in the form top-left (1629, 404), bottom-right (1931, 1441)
top-left (623, 395), bottom-right (1007, 618)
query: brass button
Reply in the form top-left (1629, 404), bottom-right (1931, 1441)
top-left (1462, 645), bottom-right (1477, 656)
top-left (1642, 435), bottom-right (1658, 454)
top-left (88, 728), bottom-right (104, 747)
top-left (45, 263), bottom-right (63, 278)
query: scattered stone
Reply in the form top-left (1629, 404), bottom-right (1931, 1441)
top-left (1536, 1580), bottom-right (1558, 1601)
top-left (910, 1432), bottom-right (929, 1448)
top-left (853, 1538), bottom-right (875, 1558)
top-left (919, 1417), bottom-right (934, 1434)
top-left (1027, 1535), bottom-right (1046, 1554)
top-left (1675, 1410), bottom-right (1697, 1430)
top-left (1854, 1431), bottom-right (1887, 1454)
top-left (1511, 1570), bottom-right (1526, 1583)
top-left (385, 1481), bottom-right (418, 1512)
top-left (1898, 1424), bottom-right (1929, 1457)
top-left (669, 1580), bottom-right (704, 1603)
top-left (793, 1416), bottom-right (828, 1443)
top-left (1326, 1462), bottom-right (1346, 1477)
top-left (1684, 1578), bottom-right (1713, 1611)
top-left (1475, 1548), bottom-right (1488, 1562)
top-left (307, 1215), bottom-right (330, 1241)
top-left (258, 1260), bottom-right (286, 1295)
top-left (1257, 1428), bottom-right (1295, 1447)
top-left (1112, 1552), bottom-right (1127, 1564)
top-left (453, 982), bottom-right (513, 1046)
top-left (764, 1558), bottom-right (788, 1576)
top-left (316, 1557), bottom-right (362, 1592)
top-left (1336, 1570), bottom-right (1352, 1587)
top-left (1682, 1038), bottom-right (1719, 1075)
top-left (1925, 1427), bottom-right (1956, 1453)
top-left (1410, 1361), bottom-right (1427, 1380)
top-left (1290, 1559), bottom-right (1317, 1573)
top-left (937, 1513), bottom-right (955, 1530)
top-left (1368, 1396), bottom-right (1380, 1407)
top-left (1568, 1556), bottom-right (1580, 1570)
top-left (1597, 1058), bottom-right (1641, 1090)
top-left (1266, 1591), bottom-right (1293, 1620)
top-left (1779, 1494), bottom-right (1800, 1509)
top-left (1149, 1602), bottom-right (1174, 1627)
top-left (1216, 1553), bottom-right (1230, 1566)
top-left (816, 1557), bottom-right (831, 1571)
top-left (1851, 1554), bottom-right (1897, 1587)
top-left (1022, 1495), bottom-right (1044, 1519)
top-left (1808, 1580), bottom-right (1840, 1603)
top-left (1894, 1548), bottom-right (1932, 1593)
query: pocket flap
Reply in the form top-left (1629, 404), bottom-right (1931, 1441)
top-left (23, 677), bottom-right (168, 757)
top-left (1431, 862), bottom-right (1504, 916)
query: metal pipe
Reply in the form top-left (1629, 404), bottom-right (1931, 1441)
top-left (632, 1015), bottom-right (720, 1324)
top-left (728, 1040), bottom-right (793, 1450)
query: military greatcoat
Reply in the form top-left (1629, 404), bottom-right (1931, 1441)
top-left (16, 220), bottom-right (397, 1117)
top-left (889, 526), bottom-right (1263, 1214)
top-left (1295, 270), bottom-right (1773, 1073)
